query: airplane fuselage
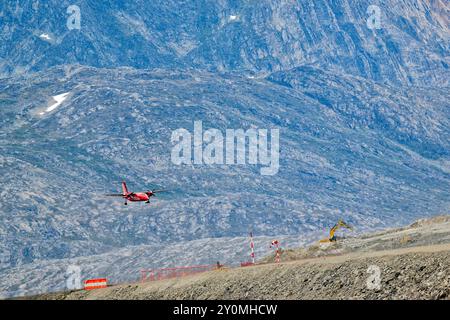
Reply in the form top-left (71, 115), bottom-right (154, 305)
top-left (125, 192), bottom-right (150, 202)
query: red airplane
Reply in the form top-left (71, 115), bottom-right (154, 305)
top-left (105, 181), bottom-right (166, 205)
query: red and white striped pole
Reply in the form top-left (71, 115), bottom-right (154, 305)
top-left (250, 232), bottom-right (255, 264)
top-left (270, 240), bottom-right (281, 263)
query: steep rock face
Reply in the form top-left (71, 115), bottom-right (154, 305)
top-left (1, 0), bottom-right (449, 86)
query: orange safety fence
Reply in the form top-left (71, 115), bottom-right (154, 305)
top-left (140, 264), bottom-right (216, 282)
top-left (240, 261), bottom-right (255, 267)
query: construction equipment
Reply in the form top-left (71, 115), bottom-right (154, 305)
top-left (319, 219), bottom-right (353, 243)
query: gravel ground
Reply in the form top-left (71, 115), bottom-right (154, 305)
top-left (31, 245), bottom-right (449, 300)
top-left (25, 216), bottom-right (450, 300)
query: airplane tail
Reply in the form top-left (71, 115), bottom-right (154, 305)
top-left (122, 181), bottom-right (129, 195)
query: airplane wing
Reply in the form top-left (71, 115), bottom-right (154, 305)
top-left (151, 190), bottom-right (168, 193)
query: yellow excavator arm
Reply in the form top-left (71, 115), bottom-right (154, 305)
top-left (320, 219), bottom-right (353, 243)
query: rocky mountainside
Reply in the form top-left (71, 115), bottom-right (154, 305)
top-left (1, 0), bottom-right (449, 86)
top-left (1, 65), bottom-right (448, 268)
top-left (0, 0), bottom-right (449, 298)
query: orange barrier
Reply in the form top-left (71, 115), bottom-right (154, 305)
top-left (140, 265), bottom-right (216, 282)
top-left (84, 278), bottom-right (108, 290)
top-left (240, 261), bottom-right (255, 267)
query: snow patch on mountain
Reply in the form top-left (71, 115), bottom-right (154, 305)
top-left (40, 92), bottom-right (70, 115)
